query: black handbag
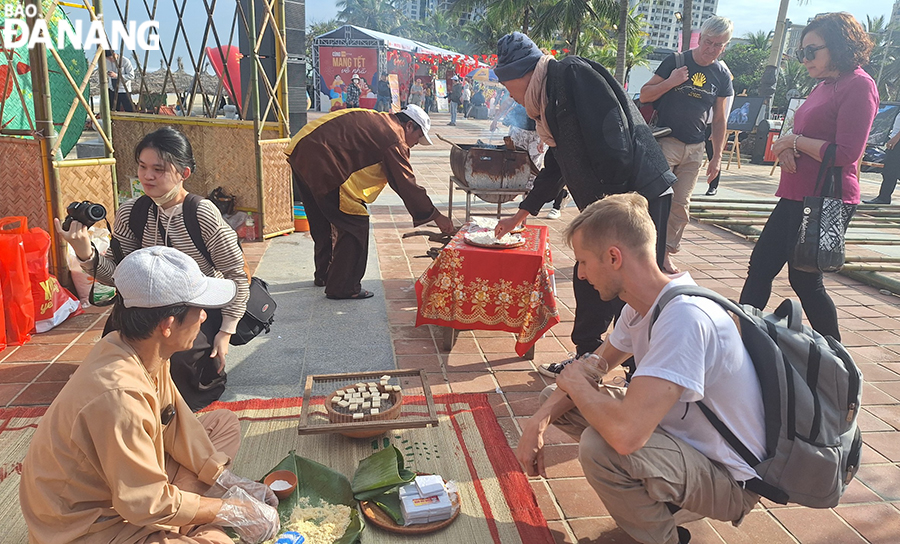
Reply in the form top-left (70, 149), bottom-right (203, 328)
top-left (230, 276), bottom-right (276, 345)
top-left (792, 144), bottom-right (856, 273)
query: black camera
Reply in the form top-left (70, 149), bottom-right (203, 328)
top-left (62, 201), bottom-right (106, 231)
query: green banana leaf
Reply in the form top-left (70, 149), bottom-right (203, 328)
top-left (371, 490), bottom-right (404, 525)
top-left (350, 446), bottom-right (415, 501)
top-left (263, 451), bottom-right (364, 544)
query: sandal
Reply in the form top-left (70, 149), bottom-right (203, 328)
top-left (326, 289), bottom-right (375, 300)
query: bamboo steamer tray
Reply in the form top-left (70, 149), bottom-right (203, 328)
top-left (323, 386), bottom-right (403, 438)
top-left (463, 236), bottom-right (526, 250)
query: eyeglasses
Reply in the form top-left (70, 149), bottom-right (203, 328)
top-left (796, 44), bottom-right (827, 63)
top-left (702, 38), bottom-right (728, 49)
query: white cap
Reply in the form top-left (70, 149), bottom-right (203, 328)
top-left (114, 246), bottom-right (237, 309)
top-left (451, 75), bottom-right (459, 81)
top-left (401, 104), bottom-right (433, 146)
top-left (351, 73), bottom-right (360, 80)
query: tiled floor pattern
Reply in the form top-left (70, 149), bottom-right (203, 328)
top-left (3, 114), bottom-right (899, 543)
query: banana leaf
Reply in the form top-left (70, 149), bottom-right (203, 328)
top-left (262, 451), bottom-right (364, 544)
top-left (371, 490), bottom-right (404, 525)
top-left (350, 446), bottom-right (415, 501)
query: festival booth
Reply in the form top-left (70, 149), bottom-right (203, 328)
top-left (311, 25), bottom-right (486, 113)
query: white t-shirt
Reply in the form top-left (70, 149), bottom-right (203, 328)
top-left (608, 273), bottom-right (766, 481)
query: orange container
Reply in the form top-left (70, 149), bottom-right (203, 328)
top-left (294, 218), bottom-right (309, 232)
top-left (763, 131), bottom-right (779, 163)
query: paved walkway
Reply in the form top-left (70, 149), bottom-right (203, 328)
top-left (2, 111), bottom-right (899, 543)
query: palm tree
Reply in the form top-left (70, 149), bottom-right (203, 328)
top-left (460, 16), bottom-right (507, 56)
top-left (614, 0), bottom-right (628, 83)
top-left (531, 0), bottom-right (619, 56)
top-left (336, 0), bottom-right (406, 34)
top-left (410, 9), bottom-right (460, 49)
top-left (585, 18), bottom-right (653, 84)
top-left (745, 30), bottom-right (772, 51)
top-left (306, 19), bottom-right (341, 59)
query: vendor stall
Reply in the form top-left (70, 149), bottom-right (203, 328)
top-left (311, 25), bottom-right (484, 112)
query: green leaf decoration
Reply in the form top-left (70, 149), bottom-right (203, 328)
top-left (351, 445), bottom-right (415, 501)
top-left (262, 451), bottom-right (364, 544)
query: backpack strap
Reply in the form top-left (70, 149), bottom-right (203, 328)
top-left (182, 194), bottom-right (215, 269)
top-left (129, 194), bottom-right (154, 244)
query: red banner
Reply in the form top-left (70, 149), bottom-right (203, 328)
top-left (318, 46), bottom-right (378, 111)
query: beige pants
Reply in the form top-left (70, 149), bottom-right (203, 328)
top-left (541, 385), bottom-right (758, 544)
top-left (116, 410), bottom-right (242, 544)
top-left (659, 137), bottom-right (706, 254)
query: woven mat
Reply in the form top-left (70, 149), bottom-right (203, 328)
top-left (0, 394), bottom-right (552, 543)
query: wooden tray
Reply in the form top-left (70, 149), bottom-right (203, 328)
top-left (359, 497), bottom-right (459, 535)
top-left (463, 237), bottom-right (526, 250)
top-left (323, 386), bottom-right (403, 438)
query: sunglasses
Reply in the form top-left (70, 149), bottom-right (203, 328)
top-left (796, 44), bottom-right (827, 63)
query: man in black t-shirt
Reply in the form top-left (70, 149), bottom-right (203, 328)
top-left (640, 16), bottom-right (733, 273)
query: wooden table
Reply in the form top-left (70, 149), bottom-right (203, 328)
top-left (415, 223), bottom-right (559, 359)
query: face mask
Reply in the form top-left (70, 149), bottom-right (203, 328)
top-left (150, 180), bottom-right (184, 207)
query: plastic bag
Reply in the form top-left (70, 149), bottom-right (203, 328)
top-left (67, 227), bottom-right (116, 306)
top-left (0, 217), bottom-right (35, 345)
top-left (21, 226), bottom-right (83, 333)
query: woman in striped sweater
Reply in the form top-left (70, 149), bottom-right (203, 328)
top-left (56, 127), bottom-right (249, 410)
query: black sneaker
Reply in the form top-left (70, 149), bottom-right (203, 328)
top-left (539, 354), bottom-right (577, 378)
top-left (705, 187), bottom-right (717, 196)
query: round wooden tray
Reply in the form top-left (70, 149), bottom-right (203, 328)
top-left (359, 496), bottom-right (459, 535)
top-left (323, 386), bottom-right (403, 439)
top-left (463, 236), bottom-right (526, 250)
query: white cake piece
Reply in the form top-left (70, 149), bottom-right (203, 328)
top-left (353, 412), bottom-right (364, 420)
top-left (349, 403), bottom-right (358, 411)
top-left (372, 399), bottom-right (381, 408)
top-left (371, 408), bottom-right (380, 415)
top-left (338, 400), bottom-right (350, 408)
top-left (380, 375), bottom-right (391, 381)
top-left (362, 401), bottom-right (371, 409)
top-left (381, 393), bottom-right (390, 400)
top-left (331, 396), bottom-right (341, 403)
top-left (367, 382), bottom-right (377, 388)
top-left (415, 474), bottom-right (446, 498)
top-left (335, 389), bottom-right (344, 396)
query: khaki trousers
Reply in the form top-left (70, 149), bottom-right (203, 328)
top-left (659, 137), bottom-right (706, 254)
top-left (124, 410), bottom-right (241, 544)
top-left (541, 385), bottom-right (758, 544)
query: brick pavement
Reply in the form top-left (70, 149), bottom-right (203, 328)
top-left (2, 111), bottom-right (899, 543)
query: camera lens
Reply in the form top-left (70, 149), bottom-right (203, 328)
top-left (87, 204), bottom-right (106, 222)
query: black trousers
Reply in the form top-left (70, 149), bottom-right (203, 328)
top-left (294, 173), bottom-right (370, 298)
top-left (571, 193), bottom-right (672, 354)
top-left (739, 198), bottom-right (843, 340)
top-left (876, 145), bottom-right (900, 201)
top-left (103, 305), bottom-right (225, 411)
top-left (705, 125), bottom-right (721, 191)
top-left (552, 189), bottom-right (568, 210)
top-left (108, 89), bottom-right (134, 112)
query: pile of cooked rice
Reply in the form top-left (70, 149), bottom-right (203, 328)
top-left (262, 497), bottom-right (352, 544)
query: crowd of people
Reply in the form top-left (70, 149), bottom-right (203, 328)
top-left (17, 10), bottom-right (878, 544)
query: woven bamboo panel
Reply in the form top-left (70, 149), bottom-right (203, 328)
top-left (0, 137), bottom-right (48, 231)
top-left (58, 165), bottom-right (116, 224)
top-left (260, 139), bottom-right (293, 236)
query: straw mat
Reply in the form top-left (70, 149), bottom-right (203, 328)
top-left (0, 394), bottom-right (552, 544)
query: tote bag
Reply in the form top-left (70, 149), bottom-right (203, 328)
top-left (792, 145), bottom-right (855, 273)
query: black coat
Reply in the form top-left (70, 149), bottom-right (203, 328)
top-left (520, 56), bottom-right (675, 215)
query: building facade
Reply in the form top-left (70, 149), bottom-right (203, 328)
top-left (631, 0), bottom-right (718, 51)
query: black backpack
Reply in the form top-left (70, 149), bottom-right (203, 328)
top-left (129, 194), bottom-right (276, 345)
top-left (650, 285), bottom-right (863, 507)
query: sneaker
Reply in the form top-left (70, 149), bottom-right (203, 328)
top-left (705, 186), bottom-right (717, 196)
top-left (547, 208), bottom-right (561, 220)
top-left (539, 354), bottom-right (577, 377)
top-left (864, 196), bottom-right (891, 204)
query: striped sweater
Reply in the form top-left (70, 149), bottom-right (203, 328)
top-left (82, 196), bottom-right (250, 334)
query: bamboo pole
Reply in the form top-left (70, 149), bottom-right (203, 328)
top-left (53, 158), bottom-right (118, 168)
top-left (27, 0), bottom-right (67, 281)
top-left (841, 264), bottom-right (900, 272)
top-left (844, 255), bottom-right (900, 263)
top-left (248, 0), bottom-right (266, 237)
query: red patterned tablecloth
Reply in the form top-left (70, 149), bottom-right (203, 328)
top-left (415, 224), bottom-right (559, 357)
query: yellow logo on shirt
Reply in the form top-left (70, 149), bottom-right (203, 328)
top-left (691, 72), bottom-right (706, 87)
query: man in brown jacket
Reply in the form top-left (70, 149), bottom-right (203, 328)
top-left (287, 104), bottom-right (455, 299)
top-left (20, 247), bottom-right (280, 544)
